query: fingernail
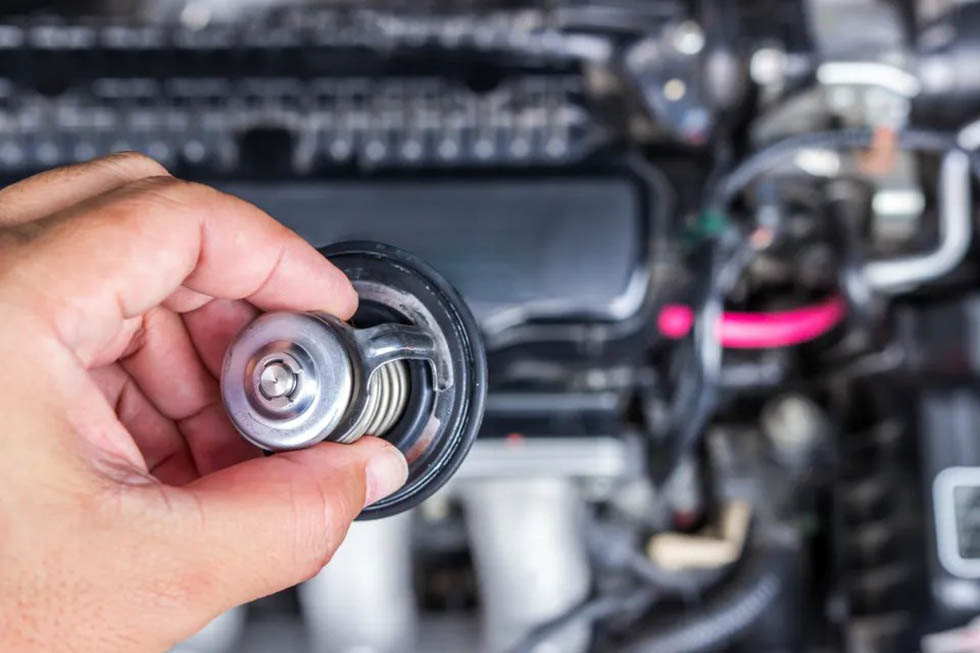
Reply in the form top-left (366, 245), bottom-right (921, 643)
top-left (364, 447), bottom-right (409, 506)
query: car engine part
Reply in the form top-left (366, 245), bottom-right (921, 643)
top-left (10, 0), bottom-right (980, 651)
top-left (221, 241), bottom-right (486, 518)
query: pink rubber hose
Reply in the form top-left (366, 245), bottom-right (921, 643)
top-left (658, 295), bottom-right (847, 349)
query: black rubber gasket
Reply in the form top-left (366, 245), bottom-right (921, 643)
top-left (322, 241), bottom-right (487, 519)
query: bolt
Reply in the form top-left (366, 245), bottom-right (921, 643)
top-left (259, 361), bottom-right (297, 400)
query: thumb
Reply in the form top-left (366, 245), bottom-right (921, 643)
top-left (154, 436), bottom-right (407, 616)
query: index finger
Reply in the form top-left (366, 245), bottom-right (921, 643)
top-left (0, 175), bottom-right (357, 366)
top-left (0, 151), bottom-right (170, 227)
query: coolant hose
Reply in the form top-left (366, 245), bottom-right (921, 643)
top-left (617, 544), bottom-right (788, 653)
top-left (861, 149), bottom-right (972, 292)
top-left (658, 295), bottom-right (846, 348)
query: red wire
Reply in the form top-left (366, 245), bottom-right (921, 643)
top-left (658, 295), bottom-right (847, 349)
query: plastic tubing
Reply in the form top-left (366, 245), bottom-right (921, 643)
top-left (658, 295), bottom-right (846, 349)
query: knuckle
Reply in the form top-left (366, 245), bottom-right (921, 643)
top-left (119, 176), bottom-right (219, 215)
top-left (104, 175), bottom-right (198, 220)
top-left (122, 173), bottom-right (187, 195)
top-left (94, 150), bottom-right (170, 180)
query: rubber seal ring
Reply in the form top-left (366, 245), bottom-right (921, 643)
top-left (322, 241), bottom-right (487, 519)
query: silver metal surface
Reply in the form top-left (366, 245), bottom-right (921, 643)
top-left (486, 391), bottom-right (621, 414)
top-left (805, 0), bottom-right (907, 61)
top-left (339, 359), bottom-right (410, 444)
top-left (222, 312), bottom-right (353, 450)
top-left (862, 150), bottom-right (973, 291)
top-left (299, 511), bottom-right (417, 653)
top-left (354, 280), bottom-right (455, 391)
top-left (816, 62), bottom-right (921, 98)
top-left (453, 436), bottom-right (637, 481)
top-left (354, 323), bottom-right (443, 387)
top-left (258, 360), bottom-right (296, 400)
top-left (481, 268), bottom-right (650, 350)
top-left (246, 349), bottom-right (317, 419)
top-left (462, 479), bottom-right (592, 653)
top-left (958, 116), bottom-right (980, 150)
top-left (323, 306), bottom-right (449, 446)
top-left (366, 360), bottom-right (409, 435)
top-left (933, 466), bottom-right (980, 579)
top-left (221, 308), bottom-right (447, 450)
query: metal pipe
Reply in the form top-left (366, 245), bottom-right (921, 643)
top-left (298, 511), bottom-right (417, 653)
top-left (454, 436), bottom-right (637, 481)
top-left (461, 479), bottom-right (591, 653)
top-left (862, 149), bottom-right (972, 291)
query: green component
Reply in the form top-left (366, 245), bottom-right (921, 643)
top-left (682, 210), bottom-right (729, 249)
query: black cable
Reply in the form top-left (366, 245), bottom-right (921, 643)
top-left (663, 127), bottom-right (960, 480)
top-left (706, 127), bottom-right (957, 215)
top-left (660, 226), bottom-right (752, 483)
top-left (515, 534), bottom-right (790, 653)
top-left (825, 180), bottom-right (876, 327)
top-left (626, 550), bottom-right (730, 604)
top-left (584, 516), bottom-right (724, 605)
top-left (616, 542), bottom-right (790, 653)
top-left (628, 150), bottom-right (676, 256)
top-left (509, 587), bottom-right (658, 653)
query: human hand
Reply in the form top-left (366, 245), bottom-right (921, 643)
top-left (0, 153), bottom-right (409, 651)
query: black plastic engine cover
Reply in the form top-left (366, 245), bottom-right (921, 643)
top-left (220, 174), bottom-right (652, 376)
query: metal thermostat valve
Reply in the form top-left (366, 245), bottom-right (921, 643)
top-left (220, 241), bottom-right (487, 519)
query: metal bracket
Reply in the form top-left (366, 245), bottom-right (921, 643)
top-left (353, 323), bottom-right (453, 391)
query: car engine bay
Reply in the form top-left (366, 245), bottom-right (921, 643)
top-left (5, 0), bottom-right (980, 651)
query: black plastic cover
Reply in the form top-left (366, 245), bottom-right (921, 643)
top-left (220, 176), bottom-right (645, 351)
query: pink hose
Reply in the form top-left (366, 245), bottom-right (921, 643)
top-left (658, 295), bottom-right (847, 349)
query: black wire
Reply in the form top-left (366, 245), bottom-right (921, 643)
top-left (659, 227), bottom-right (752, 482)
top-left (616, 541), bottom-right (790, 653)
top-left (825, 180), bottom-right (876, 326)
top-left (662, 127), bottom-right (961, 479)
top-left (706, 127), bottom-right (957, 214)
top-left (627, 150), bottom-right (675, 255)
top-left (509, 587), bottom-right (658, 653)
top-left (626, 550), bottom-right (730, 603)
top-left (525, 127), bottom-right (963, 653)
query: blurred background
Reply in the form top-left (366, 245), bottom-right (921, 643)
top-left (6, 1), bottom-right (980, 652)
